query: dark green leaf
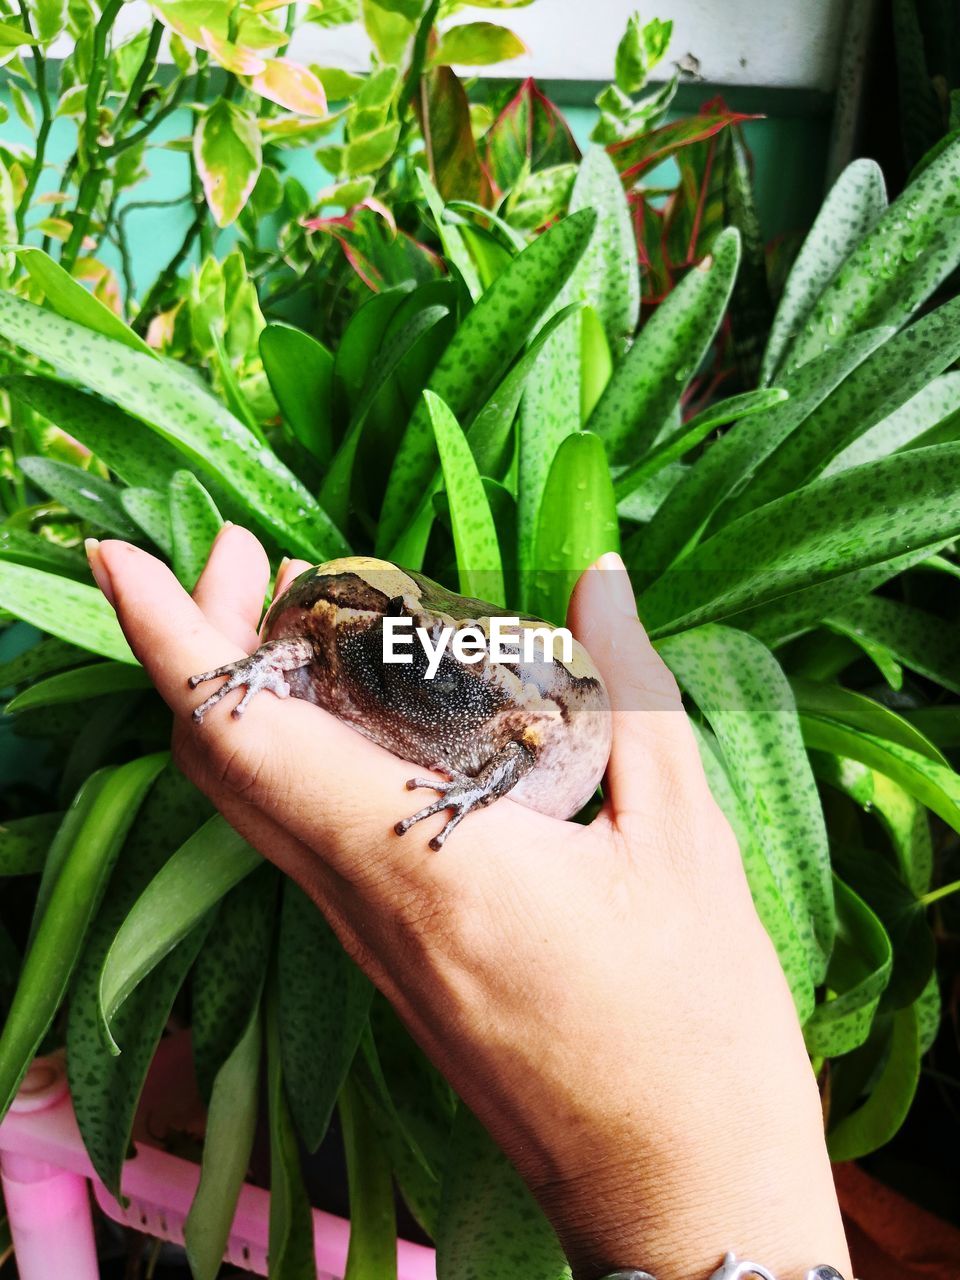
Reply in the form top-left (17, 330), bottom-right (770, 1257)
top-left (260, 324), bottom-right (335, 464)
top-left (5, 661), bottom-right (151, 713)
top-left (827, 1007), bottom-right (920, 1161)
top-left (18, 456), bottom-right (140, 539)
top-left (340, 1071), bottom-right (397, 1280)
top-left (0, 812), bottom-right (63, 877)
top-left (827, 594), bottom-right (960, 696)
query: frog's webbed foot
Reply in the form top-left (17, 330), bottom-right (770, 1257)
top-left (394, 740), bottom-right (535, 851)
top-left (188, 638), bottom-right (314, 723)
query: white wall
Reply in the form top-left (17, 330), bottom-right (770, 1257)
top-left (83, 0), bottom-right (850, 93)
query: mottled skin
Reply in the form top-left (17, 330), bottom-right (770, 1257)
top-left (189, 556), bottom-right (612, 849)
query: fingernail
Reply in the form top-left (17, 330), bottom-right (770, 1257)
top-left (595, 551), bottom-right (638, 618)
top-left (84, 538), bottom-right (116, 608)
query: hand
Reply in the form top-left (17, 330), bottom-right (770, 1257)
top-left (87, 528), bottom-right (851, 1280)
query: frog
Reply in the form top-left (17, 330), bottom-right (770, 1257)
top-left (188, 557), bottom-right (612, 850)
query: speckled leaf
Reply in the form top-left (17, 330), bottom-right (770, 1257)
top-left (0, 529), bottom-right (88, 580)
top-left (723, 296), bottom-right (960, 520)
top-left (121, 487), bottom-right (173, 556)
top-left (916, 972), bottom-right (940, 1055)
top-left (18, 456), bottom-right (139, 539)
top-left (0, 813), bottom-right (63, 877)
top-left (0, 636), bottom-right (89, 689)
top-left (260, 324), bottom-right (335, 464)
top-left (3, 376), bottom-right (185, 492)
top-left (785, 135), bottom-right (960, 374)
top-left (804, 877), bottom-right (891, 1058)
top-left (6, 662), bottom-right (151, 713)
top-left (98, 816), bottom-right (262, 1046)
top-left (790, 679), bottom-right (945, 764)
top-left (659, 626), bottom-right (834, 983)
top-left (425, 391), bottom-right (505, 604)
top-left (267, 970), bottom-right (318, 1280)
top-left (614, 387), bottom-right (788, 500)
top-left (827, 1005), bottom-right (920, 1160)
top-left (435, 1102), bottom-right (569, 1280)
top-left (741, 546), bottom-right (943, 646)
top-left (0, 562), bottom-right (135, 663)
top-left (321, 305), bottom-right (451, 533)
top-left (692, 723), bottom-right (814, 1021)
top-left (567, 146), bottom-right (640, 355)
top-left (278, 882), bottom-right (373, 1153)
top-left (586, 227), bottom-right (740, 465)
top-left (630, 329), bottom-right (892, 584)
top-left (530, 432), bottom-right (619, 624)
top-left (168, 470), bottom-right (223, 591)
top-left (418, 169), bottom-right (483, 302)
top-left (66, 765), bottom-right (212, 1195)
top-left (0, 291), bottom-right (344, 561)
top-left (761, 160), bottom-right (887, 383)
top-left (185, 997), bottom-right (262, 1280)
top-left (377, 209), bottom-right (597, 562)
top-left (8, 246), bottom-right (154, 355)
top-left (339, 1072), bottom-right (397, 1280)
top-left (639, 445), bottom-right (960, 638)
top-left (823, 372), bottom-right (960, 475)
top-left (827, 595), bottom-right (960, 696)
top-left (0, 753), bottom-right (167, 1123)
top-left (467, 303), bottom-right (582, 480)
top-left (801, 717), bottom-right (960, 838)
top-left (192, 863), bottom-right (278, 1102)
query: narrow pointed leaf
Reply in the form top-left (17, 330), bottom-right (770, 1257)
top-left (826, 595), bottom-right (960, 696)
top-left (339, 1071), bottom-right (397, 1280)
top-left (18, 456), bottom-right (140, 539)
top-left (5, 662), bottom-right (151, 712)
top-left (169, 470), bottom-right (223, 590)
top-left (827, 1005), bottom-right (920, 1160)
top-left (823, 371), bottom-right (960, 475)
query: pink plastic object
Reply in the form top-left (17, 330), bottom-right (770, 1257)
top-left (0, 1047), bottom-right (437, 1280)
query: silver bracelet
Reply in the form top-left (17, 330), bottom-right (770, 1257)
top-left (602, 1251), bottom-right (848, 1280)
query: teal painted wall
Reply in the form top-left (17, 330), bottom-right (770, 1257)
top-left (0, 82), bottom-right (830, 297)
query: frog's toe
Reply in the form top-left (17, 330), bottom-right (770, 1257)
top-left (190, 644), bottom-right (300, 723)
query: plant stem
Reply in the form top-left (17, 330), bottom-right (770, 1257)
top-left (918, 877), bottom-right (960, 908)
top-left (108, 77), bottom-right (188, 156)
top-left (14, 0), bottom-right (52, 242)
top-left (61, 0), bottom-right (124, 269)
top-left (131, 200), bottom-right (206, 336)
top-left (110, 20), bottom-right (163, 139)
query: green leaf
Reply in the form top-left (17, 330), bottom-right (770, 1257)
top-left (417, 169), bottom-right (483, 302)
top-left (185, 998), bottom-right (263, 1280)
top-left (260, 324), bottom-right (335, 464)
top-left (586, 227), bottom-right (741, 464)
top-left (5, 662), bottom-right (151, 713)
top-left (0, 812), bottom-right (63, 877)
top-left (0, 561), bottom-right (135, 663)
top-left (191, 863), bottom-right (278, 1102)
top-left (0, 291), bottom-right (347, 561)
top-left (565, 146), bottom-right (639, 355)
top-left (6, 246), bottom-right (153, 355)
top-left (18, 455), bottom-right (140, 539)
top-left (803, 877), bottom-right (892, 1058)
top-left (195, 99), bottom-right (262, 228)
top-left (424, 390), bottom-right (505, 604)
top-left (631, 329), bottom-right (892, 585)
top-left (800, 716), bottom-right (960, 837)
top-left (659, 626), bottom-right (834, 983)
top-left (431, 21), bottom-right (525, 65)
top-left (66, 765), bottom-right (212, 1195)
top-left (0, 753), bottom-right (167, 1124)
top-left (692, 723), bottom-right (814, 1020)
top-left (639, 445), bottom-right (960, 638)
top-left (761, 160), bottom-right (887, 383)
top-left (785, 135), bottom-right (960, 374)
top-left (97, 815), bottom-right (261, 1049)
top-left (613, 388), bottom-right (789, 500)
top-left (789, 679), bottom-right (946, 764)
top-left (530, 431), bottom-right (618, 624)
top-left (823, 371), bottom-right (960, 475)
top-left (826, 595), bottom-right (960, 696)
top-left (0, 18), bottom-right (39, 48)
top-left (435, 1102), bottom-right (569, 1280)
top-left (122, 487), bottom-right (173, 555)
top-left (267, 970), bottom-right (318, 1280)
top-left (168, 470), bottom-right (223, 591)
top-left (0, 635), bottom-right (89, 689)
top-left (378, 208), bottom-right (597, 562)
top-left (339, 1071), bottom-right (397, 1280)
top-left (2, 376), bottom-right (186, 491)
top-left (722, 296), bottom-right (960, 519)
top-left (0, 529), bottom-right (89, 580)
top-left (278, 882), bottom-right (373, 1152)
top-left (827, 1006), bottom-right (920, 1160)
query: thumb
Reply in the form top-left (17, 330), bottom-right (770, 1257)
top-left (567, 553), bottom-right (708, 822)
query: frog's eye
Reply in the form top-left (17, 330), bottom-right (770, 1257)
top-left (384, 595), bottom-right (406, 616)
